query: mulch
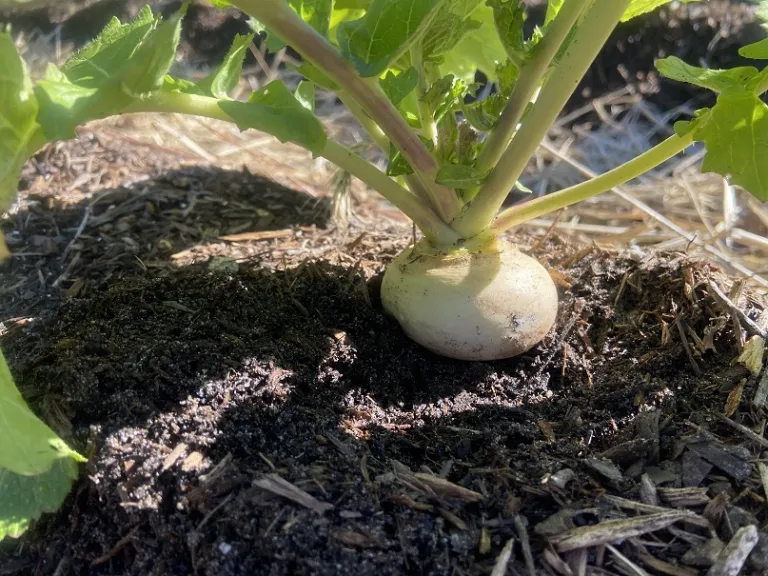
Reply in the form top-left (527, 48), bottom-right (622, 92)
top-left (2, 134), bottom-right (768, 574)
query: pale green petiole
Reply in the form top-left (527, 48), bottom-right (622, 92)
top-left (491, 132), bottom-right (695, 233)
top-left (231, 0), bottom-right (462, 223)
top-left (472, 0), bottom-right (589, 179)
top-left (453, 0), bottom-right (633, 238)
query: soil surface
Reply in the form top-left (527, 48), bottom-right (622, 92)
top-left (2, 134), bottom-right (768, 575)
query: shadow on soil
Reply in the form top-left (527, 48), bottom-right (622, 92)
top-left (0, 162), bottom-right (743, 573)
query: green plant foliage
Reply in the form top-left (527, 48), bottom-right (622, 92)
top-left (0, 33), bottom-right (40, 259)
top-left (0, 458), bottom-right (79, 540)
top-left (657, 55), bottom-right (768, 200)
top-left (337, 0), bottom-right (445, 77)
top-left (219, 81), bottom-right (327, 152)
top-left (197, 33), bottom-right (256, 98)
top-left (435, 163), bottom-right (489, 187)
top-left (620, 0), bottom-right (700, 22)
top-left (295, 80), bottom-right (316, 112)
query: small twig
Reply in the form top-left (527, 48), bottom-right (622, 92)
top-left (708, 281), bottom-right (766, 339)
top-left (196, 493), bottom-right (234, 531)
top-left (674, 313), bottom-right (702, 376)
top-left (709, 411), bottom-right (768, 450)
top-left (59, 204), bottom-right (90, 262)
top-left (90, 526), bottom-right (140, 566)
top-left (514, 515), bottom-right (536, 576)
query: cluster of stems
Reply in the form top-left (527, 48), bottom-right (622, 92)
top-left (136, 0), bottom-right (707, 248)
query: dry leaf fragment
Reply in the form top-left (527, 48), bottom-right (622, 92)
top-left (724, 379), bottom-right (745, 417)
top-left (413, 473), bottom-right (484, 502)
top-left (253, 473), bottom-right (333, 515)
top-left (737, 336), bottom-right (764, 376)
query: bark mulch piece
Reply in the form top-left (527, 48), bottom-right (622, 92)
top-left (2, 138), bottom-right (768, 575)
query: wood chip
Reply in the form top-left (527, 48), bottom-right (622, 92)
top-left (657, 487), bottom-right (710, 507)
top-left (724, 379), bottom-right (746, 416)
top-left (546, 510), bottom-right (695, 552)
top-left (543, 546), bottom-right (574, 576)
top-left (710, 411), bottom-right (768, 450)
top-left (686, 440), bottom-right (752, 481)
top-left (634, 546), bottom-right (699, 576)
top-left (490, 537), bottom-right (515, 576)
top-left (639, 474), bottom-right (659, 506)
top-left (253, 473), bottom-right (333, 515)
top-left (162, 443), bottom-right (187, 472)
top-left (707, 525), bottom-right (759, 576)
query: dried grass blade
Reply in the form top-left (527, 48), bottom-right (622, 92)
top-left (546, 510), bottom-right (693, 552)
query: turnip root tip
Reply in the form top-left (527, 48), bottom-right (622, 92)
top-left (381, 238), bottom-right (558, 361)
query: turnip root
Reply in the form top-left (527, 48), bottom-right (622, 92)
top-left (381, 237), bottom-right (558, 361)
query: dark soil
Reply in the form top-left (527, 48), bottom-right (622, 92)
top-left (2, 135), bottom-right (768, 575)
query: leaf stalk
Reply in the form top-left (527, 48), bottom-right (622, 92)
top-left (452, 0), bottom-right (633, 238)
top-left (491, 132), bottom-right (694, 232)
top-left (233, 0), bottom-right (461, 222)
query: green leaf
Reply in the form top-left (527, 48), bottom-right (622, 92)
top-left (656, 57), bottom-right (764, 94)
top-left (61, 5), bottom-right (156, 89)
top-left (0, 348), bottom-right (84, 476)
top-left (295, 80), bottom-right (316, 112)
top-left (487, 0), bottom-right (529, 66)
top-left (621, 0), bottom-right (699, 22)
top-left (121, 4), bottom-right (187, 96)
top-left (544, 0), bottom-right (564, 26)
top-left (421, 12), bottom-right (481, 62)
top-left (435, 163), bottom-right (489, 188)
top-left (290, 0), bottom-right (333, 38)
top-left (380, 67), bottom-right (419, 107)
top-left (337, 0), bottom-right (445, 77)
top-left (334, 0), bottom-right (372, 8)
top-left (422, 74), bottom-right (472, 122)
top-left (218, 80), bottom-right (327, 153)
top-left (740, 38), bottom-right (768, 60)
top-left (692, 92), bottom-right (768, 200)
top-left (197, 33), bottom-right (254, 98)
top-left (34, 64), bottom-right (103, 141)
top-left (462, 94), bottom-right (505, 131)
top-left (162, 75), bottom-right (202, 94)
top-left (456, 121), bottom-right (478, 165)
top-left (436, 111), bottom-right (459, 163)
top-left (439, 3), bottom-right (506, 82)
top-left (495, 59), bottom-right (519, 97)
top-left (0, 32), bottom-right (40, 260)
top-left (206, 0), bottom-right (232, 6)
top-left (0, 458), bottom-right (79, 541)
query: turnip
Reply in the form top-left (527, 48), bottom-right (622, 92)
top-left (381, 236), bottom-right (558, 360)
top-left (1, 0), bottom-right (768, 532)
